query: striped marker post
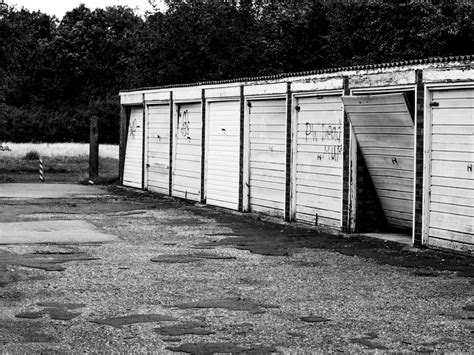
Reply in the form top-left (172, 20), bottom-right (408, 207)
top-left (39, 158), bottom-right (44, 182)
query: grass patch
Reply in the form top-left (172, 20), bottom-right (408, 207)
top-left (0, 155), bottom-right (118, 184)
top-left (0, 142), bottom-right (119, 183)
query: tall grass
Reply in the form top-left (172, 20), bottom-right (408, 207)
top-left (0, 143), bottom-right (118, 159)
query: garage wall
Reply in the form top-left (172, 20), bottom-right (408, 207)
top-left (248, 98), bottom-right (287, 217)
top-left (172, 102), bottom-right (202, 201)
top-left (427, 88), bottom-right (474, 253)
top-left (206, 100), bottom-right (241, 210)
top-left (123, 107), bottom-right (144, 189)
top-left (293, 95), bottom-right (344, 228)
top-left (146, 104), bottom-right (170, 194)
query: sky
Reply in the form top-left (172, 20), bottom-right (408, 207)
top-left (6, 0), bottom-right (167, 18)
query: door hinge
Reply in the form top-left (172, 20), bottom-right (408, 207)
top-left (429, 101), bottom-right (439, 107)
top-left (295, 105), bottom-right (301, 112)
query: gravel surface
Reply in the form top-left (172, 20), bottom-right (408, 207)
top-left (0, 186), bottom-right (472, 353)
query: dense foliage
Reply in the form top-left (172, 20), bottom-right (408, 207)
top-left (0, 0), bottom-right (472, 143)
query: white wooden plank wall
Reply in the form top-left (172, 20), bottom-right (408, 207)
top-left (249, 99), bottom-right (287, 216)
top-left (342, 94), bottom-right (414, 230)
top-left (147, 104), bottom-right (170, 194)
top-left (123, 107), bottom-right (143, 188)
top-left (295, 95), bottom-right (343, 228)
top-left (428, 88), bottom-right (474, 253)
top-left (172, 103), bottom-right (202, 201)
top-left (207, 101), bottom-right (240, 210)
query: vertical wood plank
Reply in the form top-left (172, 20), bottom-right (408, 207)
top-left (201, 89), bottom-right (206, 203)
top-left (168, 91), bottom-right (173, 196)
top-left (119, 105), bottom-right (128, 184)
top-left (238, 85), bottom-right (244, 212)
top-left (141, 94), bottom-right (146, 190)
top-left (89, 115), bottom-right (99, 179)
top-left (342, 77), bottom-right (350, 232)
top-left (414, 70), bottom-right (424, 246)
top-left (285, 82), bottom-right (292, 221)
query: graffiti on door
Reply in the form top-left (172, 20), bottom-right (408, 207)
top-left (179, 109), bottom-right (190, 139)
top-left (305, 120), bottom-right (343, 162)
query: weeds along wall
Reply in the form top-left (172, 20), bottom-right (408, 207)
top-left (119, 56), bottom-right (474, 255)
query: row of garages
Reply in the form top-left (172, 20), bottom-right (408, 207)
top-left (119, 58), bottom-right (473, 254)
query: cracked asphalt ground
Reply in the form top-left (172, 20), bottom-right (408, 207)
top-left (0, 184), bottom-right (473, 353)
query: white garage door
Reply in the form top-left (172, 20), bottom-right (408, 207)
top-left (248, 98), bottom-right (287, 217)
top-left (428, 88), bottom-right (474, 252)
top-left (147, 104), bottom-right (170, 194)
top-left (123, 107), bottom-right (143, 189)
top-left (294, 95), bottom-right (343, 228)
top-left (342, 94), bottom-right (414, 230)
top-left (172, 102), bottom-right (202, 201)
top-left (207, 101), bottom-right (240, 210)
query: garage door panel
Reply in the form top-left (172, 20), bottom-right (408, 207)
top-left (172, 103), bottom-right (202, 201)
top-left (249, 99), bottom-right (286, 217)
top-left (293, 95), bottom-right (343, 228)
top-left (206, 101), bottom-right (240, 210)
top-left (123, 107), bottom-right (144, 189)
top-left (342, 93), bottom-right (415, 231)
top-left (147, 104), bottom-right (170, 194)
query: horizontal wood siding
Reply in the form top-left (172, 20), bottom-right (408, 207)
top-left (428, 88), bottom-right (474, 253)
top-left (294, 95), bottom-right (343, 228)
top-left (207, 101), bottom-right (240, 210)
top-left (342, 94), bottom-right (414, 230)
top-left (249, 99), bottom-right (287, 216)
top-left (172, 103), bottom-right (202, 201)
top-left (123, 107), bottom-right (143, 188)
top-left (147, 104), bottom-right (170, 194)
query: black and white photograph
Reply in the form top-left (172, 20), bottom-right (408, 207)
top-left (0, 0), bottom-right (473, 352)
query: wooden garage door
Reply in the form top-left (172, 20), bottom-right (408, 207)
top-left (294, 95), bottom-right (343, 228)
top-left (248, 98), bottom-right (286, 216)
top-left (172, 102), bottom-right (202, 201)
top-left (428, 88), bottom-right (474, 252)
top-left (123, 107), bottom-right (143, 189)
top-left (342, 94), bottom-right (414, 230)
top-left (147, 104), bottom-right (170, 194)
top-left (207, 101), bottom-right (240, 210)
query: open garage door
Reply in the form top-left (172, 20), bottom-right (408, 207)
top-left (342, 94), bottom-right (414, 230)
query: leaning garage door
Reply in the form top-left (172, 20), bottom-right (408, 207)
top-left (172, 102), bottom-right (202, 201)
top-left (147, 104), bottom-right (170, 194)
top-left (248, 98), bottom-right (287, 217)
top-left (342, 94), bottom-right (414, 230)
top-left (294, 95), bottom-right (343, 228)
top-left (123, 106), bottom-right (143, 189)
top-left (207, 101), bottom-right (240, 210)
top-left (427, 88), bottom-right (474, 252)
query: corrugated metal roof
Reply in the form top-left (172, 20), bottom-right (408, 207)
top-left (120, 54), bottom-right (474, 93)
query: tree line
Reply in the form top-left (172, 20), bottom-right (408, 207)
top-left (0, 0), bottom-right (472, 144)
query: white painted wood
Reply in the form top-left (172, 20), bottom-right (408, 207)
top-left (292, 95), bottom-right (343, 228)
top-left (248, 98), bottom-right (286, 216)
top-left (121, 93), bottom-right (143, 105)
top-left (144, 91), bottom-right (170, 102)
top-left (427, 88), bottom-right (474, 253)
top-left (205, 86), bottom-right (240, 98)
top-left (147, 104), bottom-right (170, 194)
top-left (172, 102), bottom-right (202, 201)
top-left (349, 70), bottom-right (416, 88)
top-left (342, 93), bottom-right (415, 230)
top-left (206, 100), bottom-right (240, 210)
top-left (123, 107), bottom-right (143, 188)
top-left (424, 68), bottom-right (474, 84)
top-left (244, 83), bottom-right (287, 96)
top-left (291, 78), bottom-right (344, 92)
top-left (173, 87), bottom-right (202, 101)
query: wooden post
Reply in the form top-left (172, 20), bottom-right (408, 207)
top-left (89, 115), bottom-right (99, 179)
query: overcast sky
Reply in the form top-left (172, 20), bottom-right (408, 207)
top-left (6, 0), bottom-right (167, 18)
